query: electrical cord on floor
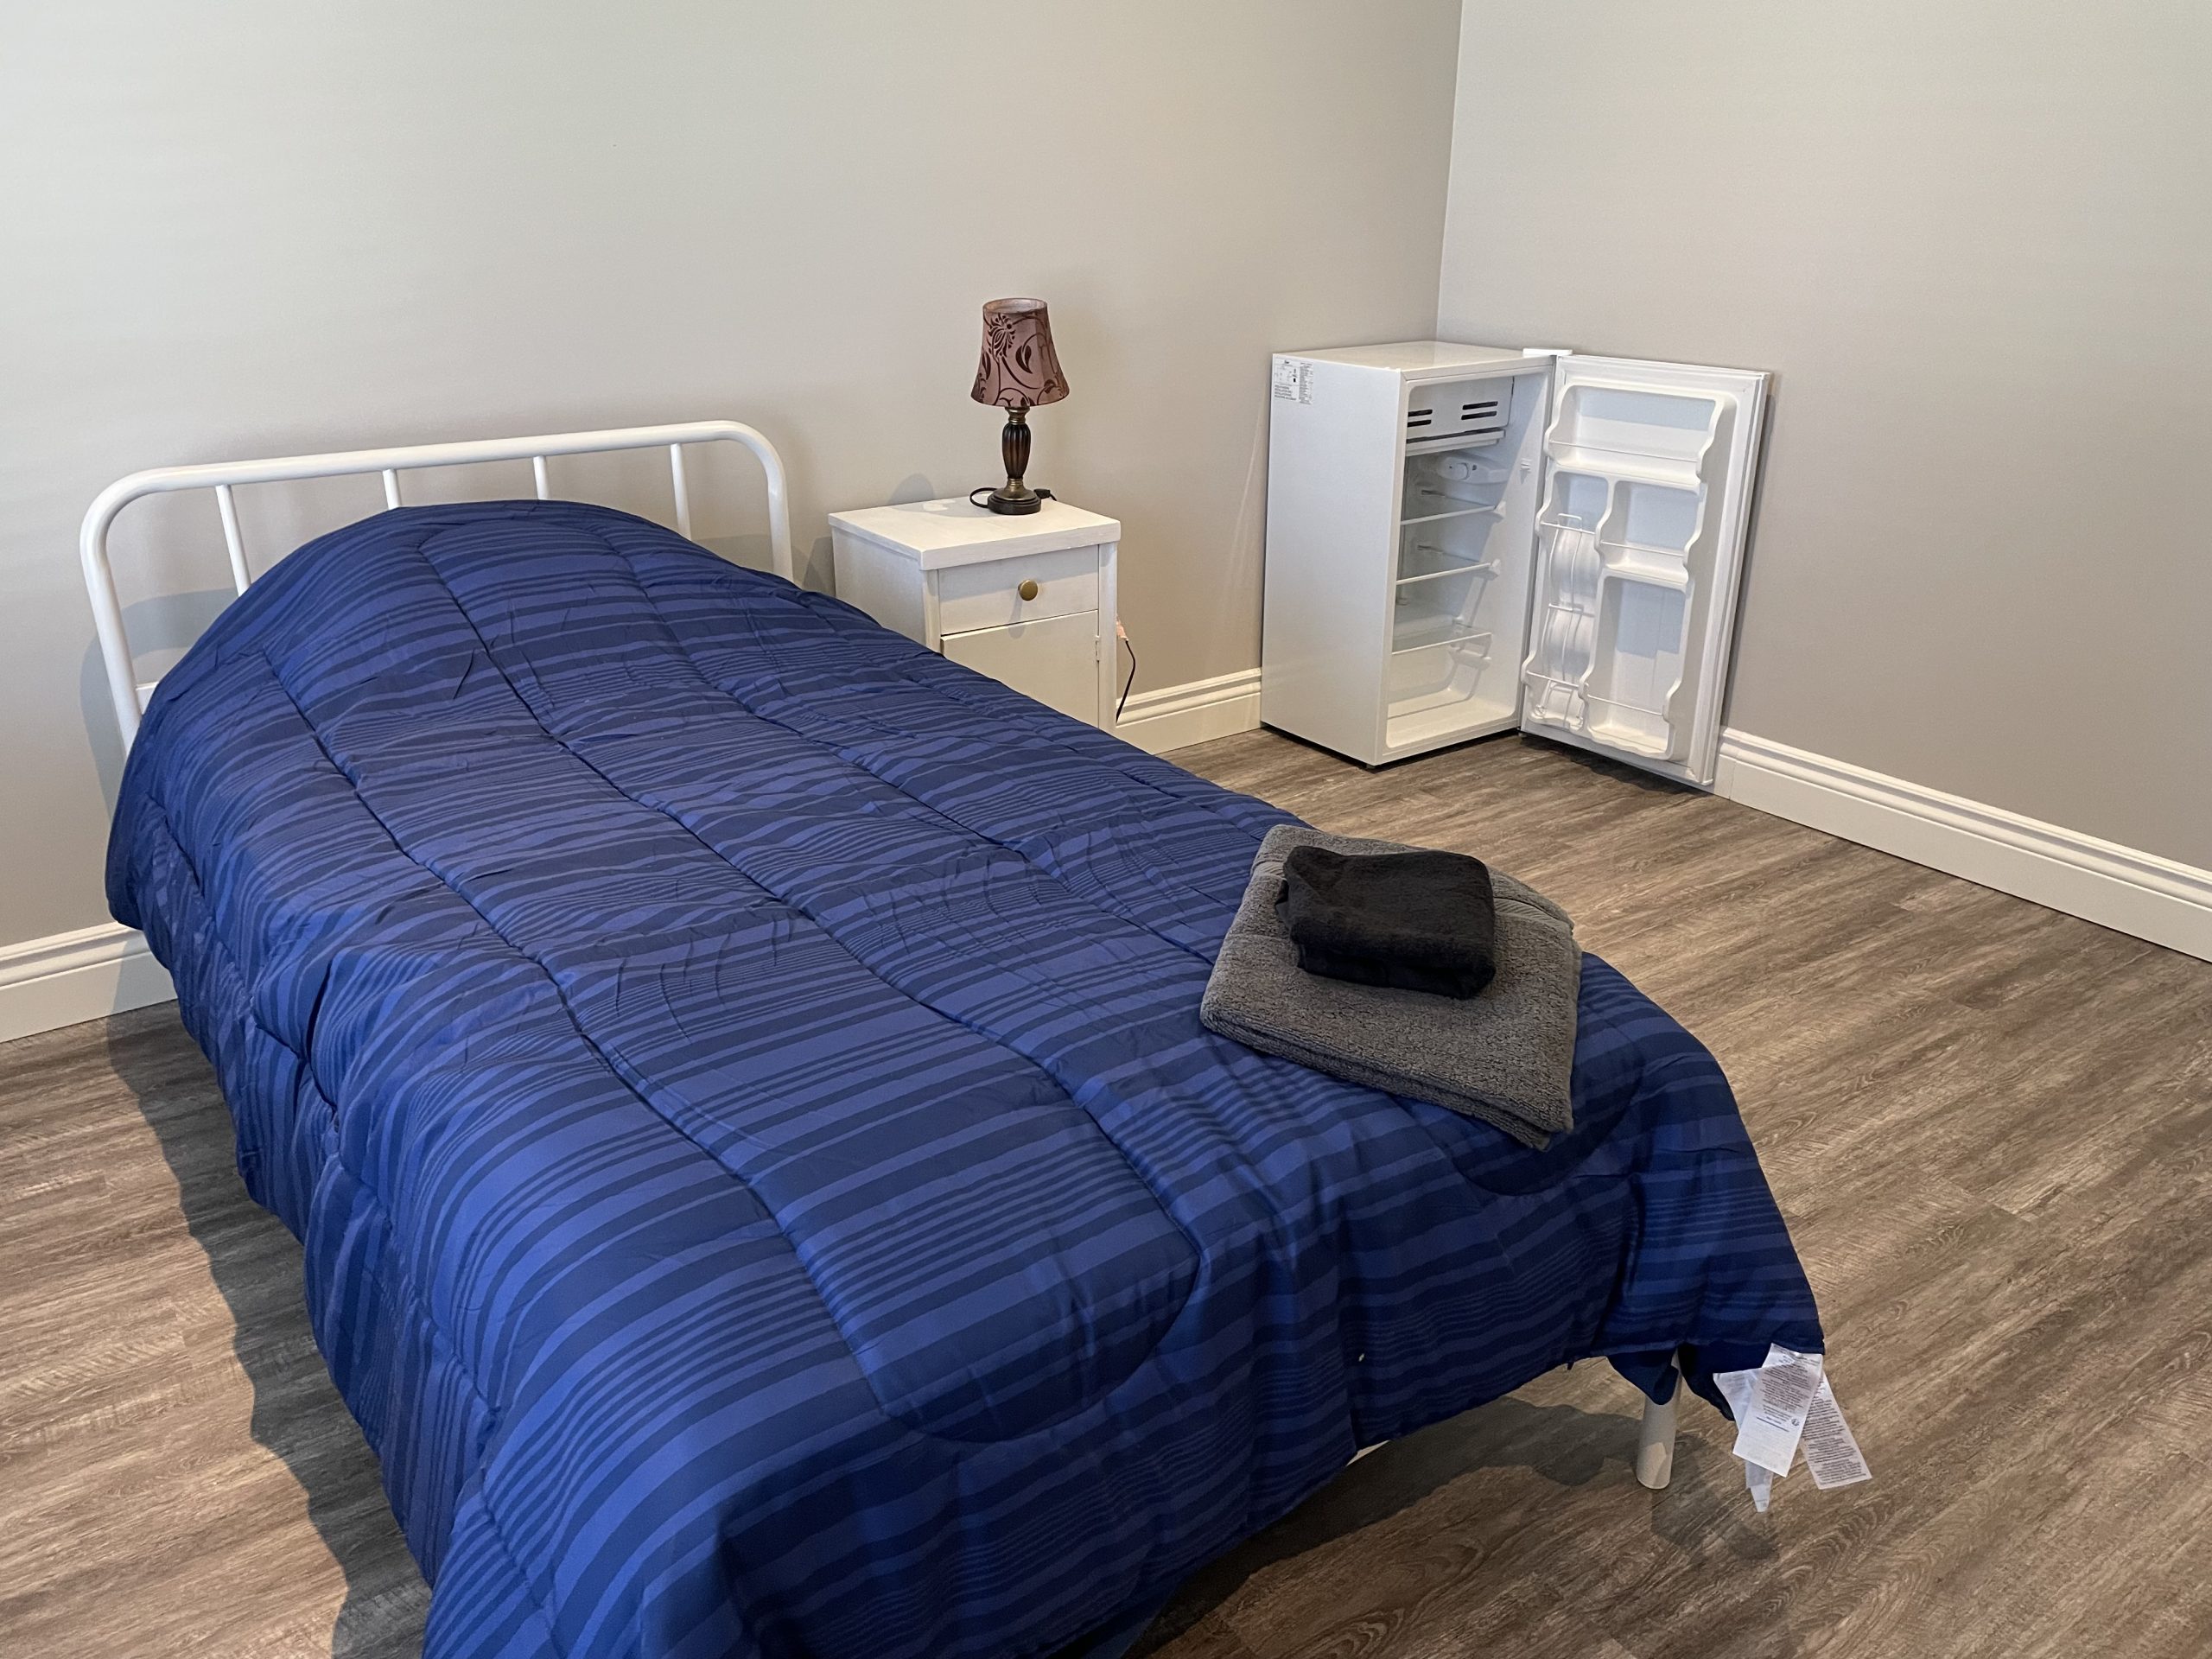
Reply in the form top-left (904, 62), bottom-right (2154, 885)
top-left (1116, 621), bottom-right (1137, 721)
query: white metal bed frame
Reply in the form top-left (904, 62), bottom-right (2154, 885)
top-left (77, 416), bottom-right (1687, 1491)
top-left (81, 419), bottom-right (792, 752)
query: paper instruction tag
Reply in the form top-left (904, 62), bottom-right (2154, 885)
top-left (1714, 1369), bottom-right (1779, 1510)
top-left (1801, 1376), bottom-right (1872, 1489)
top-left (1272, 358), bottom-right (1313, 404)
top-left (1742, 1459), bottom-right (1774, 1513)
top-left (1719, 1345), bottom-right (1824, 1477)
top-left (1713, 1366), bottom-right (1754, 1425)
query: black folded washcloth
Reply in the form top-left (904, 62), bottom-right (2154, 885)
top-left (1277, 843), bottom-right (1497, 999)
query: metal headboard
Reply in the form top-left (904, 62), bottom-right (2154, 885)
top-left (79, 419), bottom-right (793, 750)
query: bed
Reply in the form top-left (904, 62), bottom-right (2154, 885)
top-left (88, 424), bottom-right (1821, 1659)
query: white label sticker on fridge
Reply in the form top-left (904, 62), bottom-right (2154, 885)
top-left (1272, 359), bottom-right (1312, 404)
top-left (1724, 1346), bottom-right (1824, 1477)
top-left (1801, 1377), bottom-right (1872, 1490)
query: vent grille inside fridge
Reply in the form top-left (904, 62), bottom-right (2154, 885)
top-left (1406, 385), bottom-right (1508, 447)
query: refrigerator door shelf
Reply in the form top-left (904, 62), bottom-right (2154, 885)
top-left (1548, 380), bottom-right (1722, 472)
top-left (1584, 701), bottom-right (1676, 758)
top-left (1545, 446), bottom-right (1705, 492)
top-left (1598, 542), bottom-right (1693, 590)
top-left (1585, 576), bottom-right (1690, 760)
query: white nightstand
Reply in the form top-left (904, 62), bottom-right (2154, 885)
top-left (828, 497), bottom-right (1121, 728)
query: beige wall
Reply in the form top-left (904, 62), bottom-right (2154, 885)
top-left (1440, 1), bottom-right (2212, 868)
top-left (0, 1), bottom-right (1463, 949)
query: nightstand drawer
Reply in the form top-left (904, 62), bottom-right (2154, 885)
top-left (935, 545), bottom-right (1098, 634)
top-left (941, 610), bottom-right (1100, 723)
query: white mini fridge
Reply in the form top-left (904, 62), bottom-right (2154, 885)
top-left (1259, 340), bottom-right (1767, 787)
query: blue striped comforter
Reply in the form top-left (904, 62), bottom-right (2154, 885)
top-left (108, 501), bottom-right (1820, 1659)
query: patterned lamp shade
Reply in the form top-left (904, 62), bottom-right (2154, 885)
top-left (970, 298), bottom-right (1069, 410)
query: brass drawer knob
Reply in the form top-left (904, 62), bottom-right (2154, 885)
top-left (1017, 578), bottom-right (1039, 601)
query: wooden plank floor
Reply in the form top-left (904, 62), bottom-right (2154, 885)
top-left (4, 728), bottom-right (2209, 1658)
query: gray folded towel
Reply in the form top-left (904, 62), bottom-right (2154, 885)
top-left (1201, 825), bottom-right (1580, 1147)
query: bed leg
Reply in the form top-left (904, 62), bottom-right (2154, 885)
top-left (1635, 1368), bottom-right (1679, 1491)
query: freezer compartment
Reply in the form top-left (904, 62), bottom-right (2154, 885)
top-left (1405, 379), bottom-right (1510, 448)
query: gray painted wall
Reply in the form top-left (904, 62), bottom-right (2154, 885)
top-left (0, 1), bottom-right (1463, 949)
top-left (1440, 1), bottom-right (2212, 867)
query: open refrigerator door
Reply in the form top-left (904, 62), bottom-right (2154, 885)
top-left (1519, 354), bottom-right (1768, 787)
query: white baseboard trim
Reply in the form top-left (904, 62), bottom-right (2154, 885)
top-left (1112, 667), bottom-right (1262, 755)
top-left (0, 921), bottom-right (175, 1045)
top-left (1716, 728), bottom-right (2212, 963)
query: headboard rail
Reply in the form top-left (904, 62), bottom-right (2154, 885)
top-left (80, 419), bottom-right (793, 749)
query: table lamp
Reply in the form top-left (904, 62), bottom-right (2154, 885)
top-left (970, 297), bottom-right (1068, 515)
